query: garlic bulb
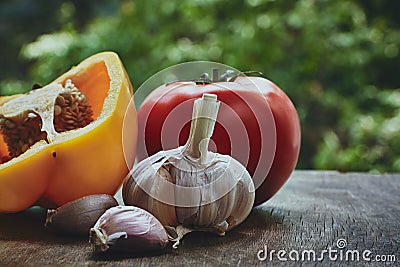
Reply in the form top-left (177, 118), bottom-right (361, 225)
top-left (123, 93), bottom-right (255, 239)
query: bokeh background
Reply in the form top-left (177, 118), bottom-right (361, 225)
top-left (1, 0), bottom-right (399, 173)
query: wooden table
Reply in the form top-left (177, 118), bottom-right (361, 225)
top-left (0, 171), bottom-right (399, 266)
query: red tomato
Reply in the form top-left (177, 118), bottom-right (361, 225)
top-left (136, 76), bottom-right (301, 206)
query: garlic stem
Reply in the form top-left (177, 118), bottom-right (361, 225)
top-left (184, 94), bottom-right (220, 165)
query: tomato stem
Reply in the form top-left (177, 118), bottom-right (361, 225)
top-left (168, 70), bottom-right (266, 86)
top-left (228, 71), bottom-right (266, 82)
top-left (212, 68), bottom-right (219, 82)
top-left (197, 73), bottom-right (211, 84)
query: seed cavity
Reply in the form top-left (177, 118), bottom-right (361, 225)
top-left (0, 80), bottom-right (93, 163)
top-left (53, 79), bottom-right (93, 133)
top-left (0, 112), bottom-right (47, 159)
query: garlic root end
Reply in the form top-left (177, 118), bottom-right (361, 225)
top-left (89, 228), bottom-right (109, 252)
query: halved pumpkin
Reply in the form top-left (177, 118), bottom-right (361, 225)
top-left (0, 52), bottom-right (137, 213)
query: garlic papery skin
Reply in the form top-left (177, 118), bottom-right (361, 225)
top-left (123, 93), bottom-right (255, 237)
top-left (45, 194), bottom-right (118, 235)
top-left (89, 206), bottom-right (169, 253)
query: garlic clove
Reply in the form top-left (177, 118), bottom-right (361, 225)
top-left (89, 205), bottom-right (169, 253)
top-left (122, 169), bottom-right (154, 211)
top-left (45, 194), bottom-right (118, 234)
top-left (123, 165), bottom-right (178, 227)
top-left (212, 183), bottom-right (236, 226)
top-left (147, 165), bottom-right (178, 226)
top-left (225, 177), bottom-right (255, 231)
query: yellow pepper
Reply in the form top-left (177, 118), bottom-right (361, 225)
top-left (0, 52), bottom-right (137, 212)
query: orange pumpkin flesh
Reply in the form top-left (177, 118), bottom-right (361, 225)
top-left (0, 52), bottom-right (137, 213)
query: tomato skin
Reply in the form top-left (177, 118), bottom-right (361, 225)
top-left (249, 78), bottom-right (301, 204)
top-left (137, 76), bottom-right (300, 206)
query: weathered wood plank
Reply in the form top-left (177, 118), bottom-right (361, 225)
top-left (0, 171), bottom-right (399, 266)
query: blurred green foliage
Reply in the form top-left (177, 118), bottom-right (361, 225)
top-left (1, 0), bottom-right (399, 172)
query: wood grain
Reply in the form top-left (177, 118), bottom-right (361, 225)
top-left (0, 171), bottom-right (399, 266)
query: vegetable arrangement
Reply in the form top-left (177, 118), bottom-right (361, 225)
top-left (0, 52), bottom-right (300, 255)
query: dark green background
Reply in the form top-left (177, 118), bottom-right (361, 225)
top-left (1, 0), bottom-right (399, 172)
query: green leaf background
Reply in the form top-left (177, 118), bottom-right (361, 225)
top-left (1, 0), bottom-right (399, 172)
